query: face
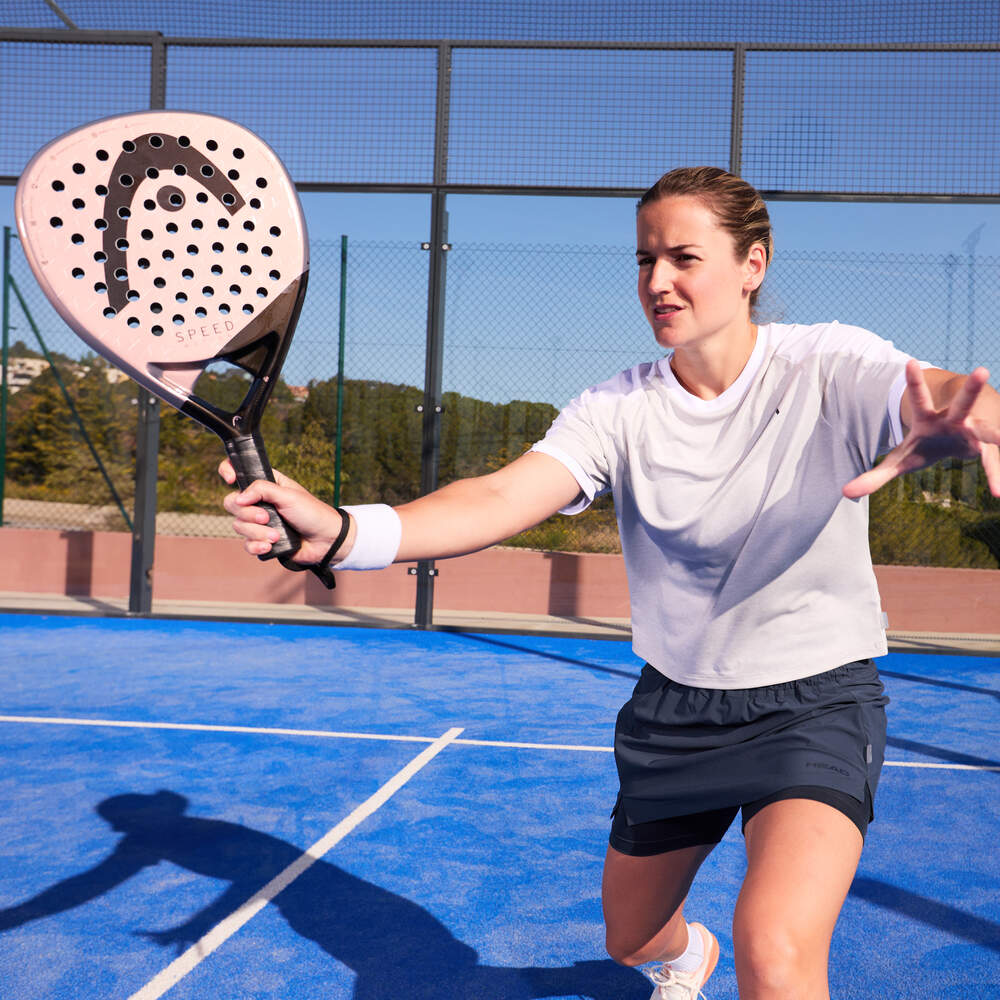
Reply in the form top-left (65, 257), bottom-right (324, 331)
top-left (636, 195), bottom-right (766, 355)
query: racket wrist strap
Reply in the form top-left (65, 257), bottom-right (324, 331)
top-left (334, 504), bottom-right (402, 571)
top-left (312, 507), bottom-right (352, 583)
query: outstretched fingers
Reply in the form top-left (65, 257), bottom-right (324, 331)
top-left (945, 366), bottom-right (991, 424)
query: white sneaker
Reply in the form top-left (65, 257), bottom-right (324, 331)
top-left (646, 922), bottom-right (719, 1000)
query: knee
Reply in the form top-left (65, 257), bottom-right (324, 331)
top-left (604, 931), bottom-right (657, 967)
top-left (733, 921), bottom-right (826, 999)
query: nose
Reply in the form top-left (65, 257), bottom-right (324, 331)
top-left (644, 259), bottom-right (674, 295)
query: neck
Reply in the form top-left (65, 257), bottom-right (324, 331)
top-left (670, 323), bottom-right (758, 399)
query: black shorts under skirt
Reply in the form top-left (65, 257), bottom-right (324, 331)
top-left (610, 659), bottom-right (888, 855)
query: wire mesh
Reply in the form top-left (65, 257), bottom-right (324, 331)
top-left (4, 1), bottom-right (999, 44)
top-left (164, 46), bottom-right (439, 185)
top-left (0, 41), bottom-right (152, 178)
top-left (4, 233), bottom-right (1000, 566)
top-left (447, 48), bottom-right (732, 188)
top-left (742, 50), bottom-right (1000, 196)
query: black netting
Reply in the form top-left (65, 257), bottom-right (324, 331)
top-left (447, 48), bottom-right (731, 188)
top-left (4, 0), bottom-right (999, 44)
top-left (742, 50), bottom-right (1000, 196)
top-left (165, 46), bottom-right (439, 185)
top-left (0, 41), bottom-right (151, 177)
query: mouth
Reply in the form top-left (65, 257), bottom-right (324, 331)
top-left (652, 304), bottom-right (681, 320)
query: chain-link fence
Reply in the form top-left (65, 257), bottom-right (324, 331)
top-left (4, 230), bottom-right (1000, 568)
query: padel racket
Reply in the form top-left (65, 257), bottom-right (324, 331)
top-left (14, 110), bottom-right (330, 583)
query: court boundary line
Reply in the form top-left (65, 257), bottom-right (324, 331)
top-left (2, 714), bottom-right (997, 771)
top-left (126, 725), bottom-right (464, 1000)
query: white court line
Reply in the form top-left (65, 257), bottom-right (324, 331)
top-left (126, 725), bottom-right (464, 1000)
top-left (1, 714), bottom-right (998, 768)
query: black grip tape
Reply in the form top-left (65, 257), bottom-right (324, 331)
top-left (225, 433), bottom-right (301, 562)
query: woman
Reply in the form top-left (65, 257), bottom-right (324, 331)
top-left (222, 167), bottom-right (1000, 999)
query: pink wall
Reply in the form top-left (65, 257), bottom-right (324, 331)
top-left (2, 527), bottom-right (998, 634)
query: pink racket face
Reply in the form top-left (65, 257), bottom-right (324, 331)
top-left (14, 111), bottom-right (308, 404)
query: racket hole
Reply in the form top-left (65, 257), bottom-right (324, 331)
top-left (166, 223), bottom-right (179, 234)
top-left (162, 249), bottom-right (174, 261)
top-left (207, 139), bottom-right (218, 151)
top-left (127, 316), bottom-right (140, 328)
top-left (169, 193), bottom-right (183, 206)
top-left (72, 162), bottom-right (85, 174)
top-left (96, 149), bottom-right (109, 161)
top-left (217, 218), bottom-right (229, 229)
top-left (202, 285), bottom-right (214, 297)
top-left (150, 302), bottom-right (163, 314)
top-left (256, 287), bottom-right (267, 298)
top-left (218, 303), bottom-right (230, 315)
top-left (269, 226), bottom-right (281, 237)
top-left (141, 229), bottom-right (154, 240)
top-left (210, 264), bottom-right (223, 275)
top-left (175, 292), bottom-right (187, 303)
top-left (181, 268), bottom-right (194, 279)
top-left (95, 184), bottom-right (109, 196)
top-left (268, 269), bottom-right (280, 280)
top-left (113, 268), bottom-right (128, 281)
top-left (115, 238), bottom-right (129, 250)
top-left (49, 217), bottom-right (63, 228)
top-left (196, 192), bottom-right (208, 203)
top-left (212, 242), bottom-right (224, 253)
top-left (71, 233), bottom-right (85, 245)
top-left (122, 140), bottom-right (136, 153)
top-left (136, 257), bottom-right (149, 269)
top-left (103, 306), bottom-right (117, 318)
top-left (51, 179), bottom-right (65, 191)
top-left (229, 284), bottom-right (241, 295)
top-left (242, 303), bottom-right (254, 314)
top-left (221, 193), bottom-right (236, 207)
top-left (145, 167), bottom-right (159, 180)
top-left (119, 174), bottom-right (134, 187)
top-left (94, 250), bottom-right (108, 263)
top-left (240, 264), bottom-right (252, 276)
top-left (256, 177), bottom-right (267, 189)
top-left (243, 221), bottom-right (255, 232)
top-left (151, 325), bottom-right (163, 336)
top-left (72, 198), bottom-right (85, 210)
top-left (143, 199), bottom-right (156, 211)
top-left (94, 281), bottom-right (107, 293)
top-left (149, 135), bottom-right (164, 148)
top-left (186, 244), bottom-right (198, 255)
top-left (178, 135), bottom-right (191, 147)
top-left (154, 277), bottom-right (166, 288)
top-left (191, 219), bottom-right (204, 230)
top-left (227, 169), bottom-right (239, 180)
top-left (249, 197), bottom-right (261, 209)
top-left (172, 314), bottom-right (184, 325)
top-left (173, 164), bottom-right (187, 176)
top-left (127, 289), bottom-right (140, 301)
top-left (261, 246), bottom-right (273, 257)
top-left (194, 306), bottom-right (207, 318)
top-left (71, 267), bottom-right (84, 279)
top-left (94, 218), bottom-right (108, 231)
top-left (236, 243), bottom-right (248, 254)
top-left (233, 147), bottom-right (245, 159)
top-left (117, 206), bottom-right (131, 219)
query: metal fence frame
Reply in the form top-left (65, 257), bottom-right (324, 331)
top-left (2, 26), bottom-right (999, 623)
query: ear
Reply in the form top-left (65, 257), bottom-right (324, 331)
top-left (743, 243), bottom-right (767, 292)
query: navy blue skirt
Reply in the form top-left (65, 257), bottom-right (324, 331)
top-left (613, 659), bottom-right (889, 826)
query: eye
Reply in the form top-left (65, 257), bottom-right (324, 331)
top-left (636, 256), bottom-right (654, 267)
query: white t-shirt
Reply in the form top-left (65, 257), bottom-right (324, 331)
top-left (532, 321), bottom-right (918, 689)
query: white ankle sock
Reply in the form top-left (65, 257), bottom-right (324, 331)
top-left (664, 922), bottom-right (704, 974)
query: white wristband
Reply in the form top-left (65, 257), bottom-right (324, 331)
top-left (334, 504), bottom-right (402, 571)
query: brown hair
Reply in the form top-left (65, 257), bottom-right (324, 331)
top-left (638, 166), bottom-right (773, 309)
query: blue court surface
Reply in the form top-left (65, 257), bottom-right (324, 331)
top-left (0, 613), bottom-right (996, 999)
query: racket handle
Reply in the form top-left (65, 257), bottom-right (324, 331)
top-left (225, 433), bottom-right (302, 562)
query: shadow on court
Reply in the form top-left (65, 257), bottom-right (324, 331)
top-left (0, 790), bottom-right (649, 1000)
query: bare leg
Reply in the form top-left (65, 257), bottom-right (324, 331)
top-left (734, 799), bottom-right (864, 999)
top-left (601, 841), bottom-right (716, 966)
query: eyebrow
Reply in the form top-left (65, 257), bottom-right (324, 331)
top-left (634, 243), bottom-right (702, 255)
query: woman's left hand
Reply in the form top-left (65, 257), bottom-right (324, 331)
top-left (842, 360), bottom-right (1000, 499)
